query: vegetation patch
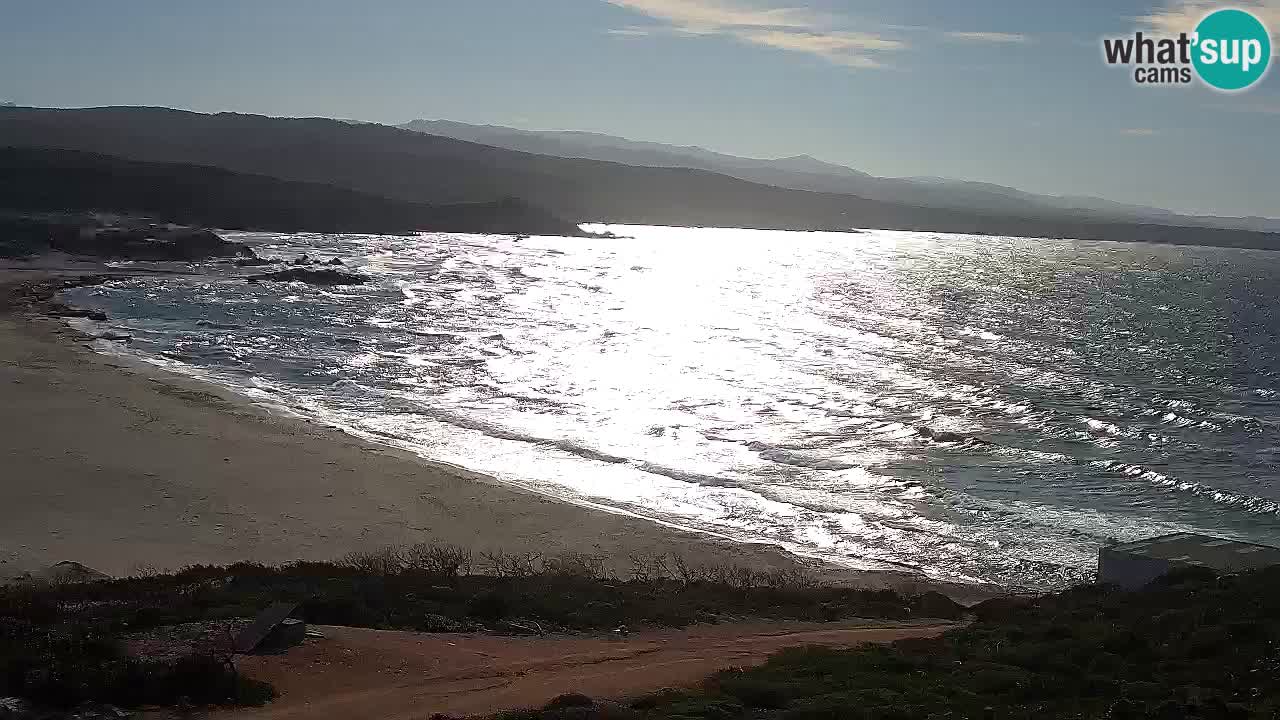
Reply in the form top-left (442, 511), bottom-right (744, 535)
top-left (0, 599), bottom-right (273, 710)
top-left (486, 566), bottom-right (1280, 720)
top-left (0, 545), bottom-right (962, 712)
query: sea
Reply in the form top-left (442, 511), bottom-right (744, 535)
top-left (64, 224), bottom-right (1280, 590)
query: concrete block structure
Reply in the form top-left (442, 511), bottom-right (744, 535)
top-left (1099, 532), bottom-right (1280, 589)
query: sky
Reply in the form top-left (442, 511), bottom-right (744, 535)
top-left (1, 0), bottom-right (1277, 217)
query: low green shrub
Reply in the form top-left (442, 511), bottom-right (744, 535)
top-left (0, 621), bottom-right (273, 709)
top-left (0, 545), bottom-right (961, 712)
top-left (490, 565), bottom-right (1280, 720)
top-left (1, 546), bottom-right (962, 640)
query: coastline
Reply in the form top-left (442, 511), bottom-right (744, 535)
top-left (0, 265), bottom-right (997, 600)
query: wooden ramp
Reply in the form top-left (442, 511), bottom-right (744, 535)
top-left (233, 602), bottom-right (299, 654)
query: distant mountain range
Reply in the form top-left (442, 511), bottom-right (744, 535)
top-left (400, 119), bottom-right (1280, 234)
top-left (1, 105), bottom-right (1277, 249)
top-left (0, 146), bottom-right (584, 236)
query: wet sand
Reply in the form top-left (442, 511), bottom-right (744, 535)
top-left (0, 265), bottom-right (1002, 605)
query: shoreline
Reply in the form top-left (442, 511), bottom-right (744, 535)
top-left (0, 264), bottom-right (1000, 601)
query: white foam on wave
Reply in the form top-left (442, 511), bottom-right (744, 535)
top-left (59, 224), bottom-right (1280, 589)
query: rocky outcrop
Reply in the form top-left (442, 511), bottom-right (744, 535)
top-left (3, 213), bottom-right (259, 262)
top-left (0, 274), bottom-right (113, 312)
top-left (236, 255), bottom-right (346, 268)
top-left (234, 256), bottom-right (279, 267)
top-left (915, 426), bottom-right (994, 447)
top-left (45, 301), bottom-right (108, 321)
top-left (47, 224), bottom-right (254, 262)
top-left (247, 268), bottom-right (367, 286)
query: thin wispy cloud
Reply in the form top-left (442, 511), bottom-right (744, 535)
top-left (606, 27), bottom-right (652, 36)
top-left (1122, 128), bottom-right (1159, 136)
top-left (944, 31), bottom-right (1029, 44)
top-left (605, 0), bottom-right (818, 32)
top-left (1138, 0), bottom-right (1279, 55)
top-left (604, 0), bottom-right (905, 68)
top-left (738, 28), bottom-right (904, 67)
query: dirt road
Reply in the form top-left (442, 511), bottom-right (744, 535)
top-left (223, 621), bottom-right (953, 719)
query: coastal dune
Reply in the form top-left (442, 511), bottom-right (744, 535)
top-left (0, 269), bottom-right (833, 582)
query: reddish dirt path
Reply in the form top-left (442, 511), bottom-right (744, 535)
top-left (221, 621), bottom-right (954, 720)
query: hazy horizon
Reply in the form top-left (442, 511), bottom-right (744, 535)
top-left (2, 0), bottom-right (1277, 217)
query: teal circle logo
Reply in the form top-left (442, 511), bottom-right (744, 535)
top-left (1192, 8), bottom-right (1271, 91)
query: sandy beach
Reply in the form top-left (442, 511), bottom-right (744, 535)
top-left (0, 266), bottom-right (886, 585)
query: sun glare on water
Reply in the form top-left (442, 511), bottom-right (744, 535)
top-left (70, 224), bottom-right (1280, 589)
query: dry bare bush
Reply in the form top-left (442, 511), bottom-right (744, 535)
top-left (402, 543), bottom-right (472, 579)
top-left (339, 547), bottom-right (405, 575)
top-left (334, 545), bottom-right (820, 593)
top-left (478, 549), bottom-right (542, 578)
top-left (541, 552), bottom-right (609, 580)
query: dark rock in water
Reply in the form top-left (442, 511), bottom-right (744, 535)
top-left (235, 256), bottom-right (279, 267)
top-left (917, 427), bottom-right (966, 443)
top-left (292, 254), bottom-right (313, 266)
top-left (196, 320), bottom-right (243, 330)
top-left (45, 302), bottom-right (108, 321)
top-left (247, 268), bottom-right (368, 286)
top-left (48, 224), bottom-right (253, 261)
top-left (334, 336), bottom-right (361, 345)
top-left (98, 330), bottom-right (132, 343)
top-left (916, 426), bottom-right (993, 446)
top-left (327, 258), bottom-right (345, 266)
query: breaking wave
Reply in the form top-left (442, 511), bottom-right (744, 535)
top-left (66, 224), bottom-right (1280, 589)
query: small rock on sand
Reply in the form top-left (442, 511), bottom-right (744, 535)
top-left (3, 560), bottom-right (109, 587)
